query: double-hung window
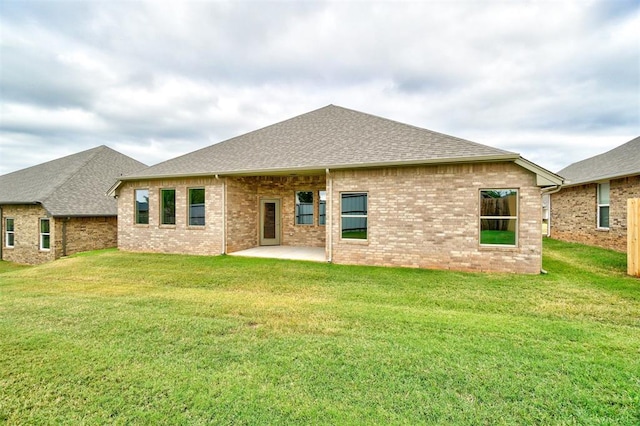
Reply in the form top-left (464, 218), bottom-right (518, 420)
top-left (5, 218), bottom-right (14, 248)
top-left (135, 189), bottom-right (149, 225)
top-left (295, 191), bottom-right (314, 225)
top-left (161, 189), bottom-right (176, 225)
top-left (597, 182), bottom-right (610, 229)
top-left (189, 188), bottom-right (205, 226)
top-left (40, 218), bottom-right (50, 250)
top-left (341, 192), bottom-right (367, 240)
top-left (480, 189), bottom-right (518, 246)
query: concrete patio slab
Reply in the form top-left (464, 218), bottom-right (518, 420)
top-left (228, 246), bottom-right (326, 262)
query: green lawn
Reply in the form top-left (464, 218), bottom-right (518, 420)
top-left (1, 240), bottom-right (638, 424)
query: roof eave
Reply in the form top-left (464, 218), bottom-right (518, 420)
top-left (560, 170), bottom-right (640, 188)
top-left (514, 158), bottom-right (564, 187)
top-left (114, 153), bottom-right (521, 182)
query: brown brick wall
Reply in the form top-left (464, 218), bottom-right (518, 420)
top-left (53, 216), bottom-right (118, 259)
top-left (1, 205), bottom-right (55, 265)
top-left (550, 175), bottom-right (640, 252)
top-left (328, 163), bottom-right (543, 274)
top-left (225, 177), bottom-right (258, 253)
top-left (250, 175), bottom-right (326, 249)
top-left (117, 163), bottom-right (545, 274)
top-left (1, 205), bottom-right (119, 265)
top-left (117, 178), bottom-right (225, 255)
top-left (119, 175), bottom-right (327, 255)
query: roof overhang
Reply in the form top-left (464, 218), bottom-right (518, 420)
top-left (108, 153), bottom-right (562, 191)
top-left (514, 158), bottom-right (564, 187)
top-left (559, 171), bottom-right (639, 188)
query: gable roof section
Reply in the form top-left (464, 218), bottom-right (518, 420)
top-left (557, 136), bottom-right (640, 186)
top-left (0, 145), bottom-right (147, 216)
top-left (123, 105), bottom-right (521, 179)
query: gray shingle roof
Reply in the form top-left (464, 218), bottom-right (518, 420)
top-left (0, 146), bottom-right (147, 216)
top-left (557, 136), bottom-right (640, 185)
top-left (124, 105), bottom-right (518, 179)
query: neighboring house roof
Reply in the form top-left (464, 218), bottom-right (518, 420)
top-left (557, 136), bottom-right (640, 186)
top-left (0, 145), bottom-right (147, 216)
top-left (118, 105), bottom-right (561, 186)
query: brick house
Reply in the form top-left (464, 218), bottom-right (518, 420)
top-left (550, 136), bottom-right (640, 252)
top-left (110, 105), bottom-right (562, 273)
top-left (0, 146), bottom-right (146, 264)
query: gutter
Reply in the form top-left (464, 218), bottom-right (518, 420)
top-left (110, 154), bottom-right (521, 184)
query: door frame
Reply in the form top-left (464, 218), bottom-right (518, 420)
top-left (259, 198), bottom-right (281, 246)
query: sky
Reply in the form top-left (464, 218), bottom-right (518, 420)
top-left (1, 0), bottom-right (638, 176)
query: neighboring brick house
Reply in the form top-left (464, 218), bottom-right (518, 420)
top-left (110, 105), bottom-right (562, 274)
top-left (0, 146), bottom-right (146, 264)
top-left (550, 136), bottom-right (640, 252)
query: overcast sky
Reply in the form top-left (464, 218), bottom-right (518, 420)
top-left (1, 0), bottom-right (638, 176)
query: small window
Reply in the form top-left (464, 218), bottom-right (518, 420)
top-left (319, 190), bottom-right (327, 226)
top-left (40, 218), bottom-right (50, 250)
top-left (189, 188), bottom-right (205, 226)
top-left (480, 190), bottom-right (518, 246)
top-left (597, 183), bottom-right (610, 229)
top-left (5, 218), bottom-right (15, 248)
top-left (161, 189), bottom-right (176, 225)
top-left (341, 192), bottom-right (367, 239)
top-left (295, 191), bottom-right (314, 225)
top-left (135, 189), bottom-right (149, 225)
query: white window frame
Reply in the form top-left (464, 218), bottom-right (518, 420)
top-left (5, 217), bottom-right (15, 248)
top-left (479, 189), bottom-right (519, 247)
top-left (597, 182), bottom-right (610, 230)
top-left (40, 218), bottom-right (51, 251)
top-left (340, 192), bottom-right (368, 240)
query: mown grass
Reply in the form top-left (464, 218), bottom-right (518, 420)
top-left (0, 239), bottom-right (638, 424)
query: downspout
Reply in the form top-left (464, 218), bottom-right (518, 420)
top-left (216, 174), bottom-right (226, 254)
top-left (0, 206), bottom-right (3, 260)
top-left (542, 185), bottom-right (562, 238)
top-left (326, 168), bottom-right (332, 263)
top-left (62, 217), bottom-right (70, 257)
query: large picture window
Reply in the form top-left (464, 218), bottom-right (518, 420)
top-left (161, 189), bottom-right (176, 225)
top-left (135, 189), bottom-right (149, 225)
top-left (295, 191), bottom-right (314, 225)
top-left (341, 192), bottom-right (367, 240)
top-left (5, 218), bottom-right (14, 248)
top-left (189, 188), bottom-right (205, 226)
top-left (318, 190), bottom-right (326, 226)
top-left (40, 218), bottom-right (50, 250)
top-left (597, 182), bottom-right (610, 229)
top-left (480, 190), bottom-right (518, 246)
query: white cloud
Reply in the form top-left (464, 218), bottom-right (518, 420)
top-left (0, 0), bottom-right (638, 176)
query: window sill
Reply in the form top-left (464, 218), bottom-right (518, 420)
top-left (159, 225), bottom-right (176, 229)
top-left (134, 224), bottom-right (149, 228)
top-left (187, 226), bottom-right (206, 230)
top-left (340, 238), bottom-right (369, 245)
top-left (596, 227), bottom-right (610, 232)
top-left (479, 244), bottom-right (519, 250)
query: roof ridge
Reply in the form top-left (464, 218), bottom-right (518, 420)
top-left (141, 105), bottom-right (336, 171)
top-left (39, 145), bottom-right (108, 205)
top-left (330, 105), bottom-right (517, 155)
